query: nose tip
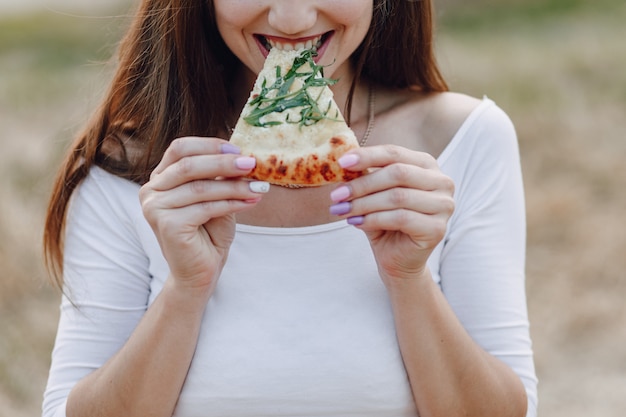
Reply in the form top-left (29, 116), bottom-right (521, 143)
top-left (268, 4), bottom-right (317, 36)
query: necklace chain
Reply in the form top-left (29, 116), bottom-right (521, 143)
top-left (360, 83), bottom-right (376, 147)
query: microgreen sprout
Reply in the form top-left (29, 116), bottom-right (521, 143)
top-left (244, 50), bottom-right (340, 128)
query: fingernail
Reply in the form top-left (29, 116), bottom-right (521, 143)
top-left (221, 143), bottom-right (241, 155)
top-left (235, 156), bottom-right (256, 170)
top-left (249, 181), bottom-right (270, 193)
top-left (338, 153), bottom-right (359, 168)
top-left (330, 185), bottom-right (351, 202)
top-left (329, 202), bottom-right (352, 216)
top-left (347, 216), bottom-right (364, 226)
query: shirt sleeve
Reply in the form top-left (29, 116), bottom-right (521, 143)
top-left (438, 102), bottom-right (538, 416)
top-left (42, 167), bottom-right (151, 417)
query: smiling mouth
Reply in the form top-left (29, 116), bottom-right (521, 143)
top-left (255, 31), bottom-right (333, 53)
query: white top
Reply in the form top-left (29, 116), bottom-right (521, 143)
top-left (42, 98), bottom-right (538, 417)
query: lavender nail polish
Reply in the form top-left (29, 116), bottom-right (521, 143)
top-left (221, 143), bottom-right (241, 155)
top-left (329, 202), bottom-right (352, 216)
top-left (347, 216), bottom-right (365, 226)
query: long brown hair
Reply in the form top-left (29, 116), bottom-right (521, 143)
top-left (43, 0), bottom-right (448, 287)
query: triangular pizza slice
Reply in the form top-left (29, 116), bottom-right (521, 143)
top-left (229, 48), bottom-right (364, 187)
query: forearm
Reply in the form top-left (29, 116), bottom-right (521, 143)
top-left (66, 278), bottom-right (211, 417)
top-left (386, 272), bottom-right (527, 417)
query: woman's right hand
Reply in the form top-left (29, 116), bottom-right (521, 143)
top-left (139, 136), bottom-right (269, 295)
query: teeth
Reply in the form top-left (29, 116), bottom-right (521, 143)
top-left (267, 35), bottom-right (323, 52)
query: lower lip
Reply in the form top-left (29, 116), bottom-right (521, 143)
top-left (254, 36), bottom-right (271, 58)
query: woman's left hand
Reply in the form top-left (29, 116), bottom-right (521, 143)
top-left (330, 145), bottom-right (455, 284)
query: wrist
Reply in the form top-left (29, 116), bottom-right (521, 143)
top-left (382, 267), bottom-right (435, 298)
top-left (162, 276), bottom-right (214, 314)
top-left (381, 265), bottom-right (431, 286)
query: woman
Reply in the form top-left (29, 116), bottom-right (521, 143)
top-left (42, 1), bottom-right (538, 416)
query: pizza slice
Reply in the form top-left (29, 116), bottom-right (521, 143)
top-left (229, 48), bottom-right (364, 187)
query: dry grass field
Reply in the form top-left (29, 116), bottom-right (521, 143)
top-left (1, 1), bottom-right (625, 416)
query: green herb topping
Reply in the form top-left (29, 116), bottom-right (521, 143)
top-left (243, 50), bottom-right (340, 128)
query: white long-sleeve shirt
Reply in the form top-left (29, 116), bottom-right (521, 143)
top-left (43, 98), bottom-right (538, 417)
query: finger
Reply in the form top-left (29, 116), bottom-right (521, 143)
top-left (151, 179), bottom-right (271, 210)
top-left (150, 154), bottom-right (257, 191)
top-left (151, 136), bottom-right (240, 178)
top-left (348, 210), bottom-right (448, 247)
top-left (149, 198), bottom-right (261, 236)
top-left (338, 145), bottom-right (438, 172)
top-left (330, 187), bottom-right (455, 218)
top-left (359, 163), bottom-right (453, 196)
top-left (331, 164), bottom-right (454, 204)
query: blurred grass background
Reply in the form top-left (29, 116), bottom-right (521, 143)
top-left (1, 0), bottom-right (625, 416)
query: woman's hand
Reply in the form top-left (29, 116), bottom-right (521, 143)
top-left (139, 137), bottom-right (269, 294)
top-left (330, 145), bottom-right (455, 284)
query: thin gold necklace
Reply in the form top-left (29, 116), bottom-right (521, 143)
top-left (360, 83), bottom-right (376, 146)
